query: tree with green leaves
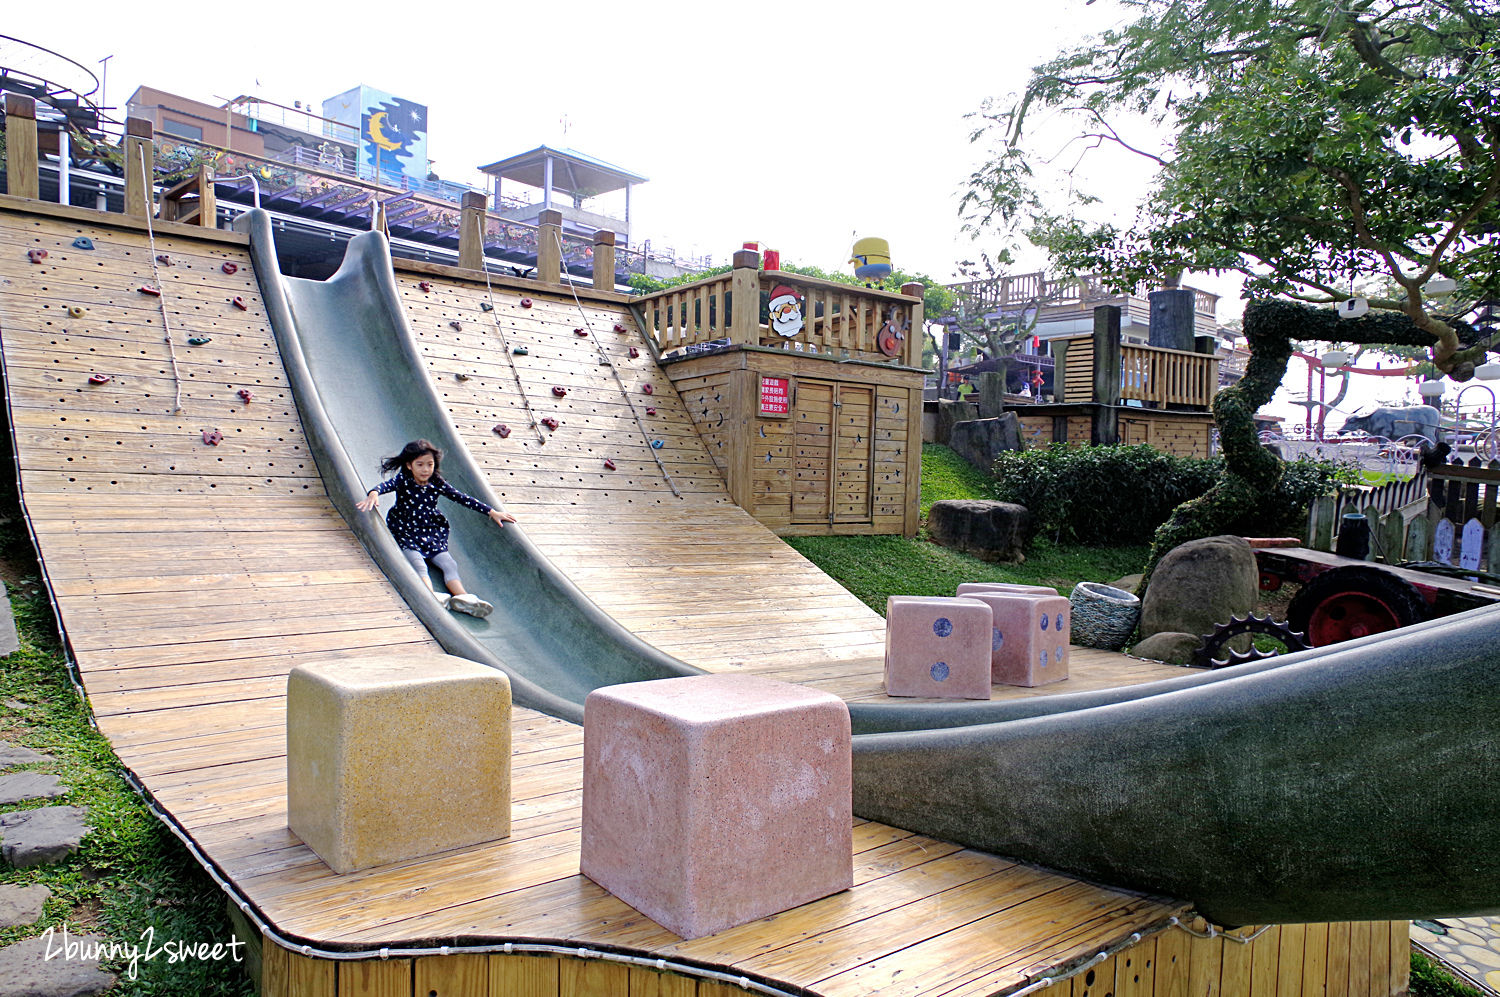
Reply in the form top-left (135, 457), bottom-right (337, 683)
top-left (962, 0), bottom-right (1499, 585)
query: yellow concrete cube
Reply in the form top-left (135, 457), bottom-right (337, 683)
top-left (287, 655), bottom-right (511, 874)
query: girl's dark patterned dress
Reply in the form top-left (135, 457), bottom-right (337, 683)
top-left (372, 470), bottom-right (493, 557)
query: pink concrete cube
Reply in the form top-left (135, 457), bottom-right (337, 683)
top-left (580, 674), bottom-right (852, 939)
top-left (883, 596), bottom-right (993, 699)
top-left (956, 582), bottom-right (1060, 597)
top-left (961, 593), bottom-right (1071, 687)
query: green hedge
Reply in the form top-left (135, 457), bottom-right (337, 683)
top-left (992, 443), bottom-right (1357, 545)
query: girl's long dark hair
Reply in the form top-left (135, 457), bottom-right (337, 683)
top-left (380, 439), bottom-right (444, 483)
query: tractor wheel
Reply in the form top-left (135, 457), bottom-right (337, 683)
top-left (1286, 565), bottom-right (1427, 647)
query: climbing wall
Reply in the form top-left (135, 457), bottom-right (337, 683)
top-left (0, 203), bottom-right (440, 840)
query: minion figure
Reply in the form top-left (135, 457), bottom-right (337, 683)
top-left (849, 237), bottom-right (892, 285)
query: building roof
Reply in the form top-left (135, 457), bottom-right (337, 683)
top-left (478, 146), bottom-right (647, 194)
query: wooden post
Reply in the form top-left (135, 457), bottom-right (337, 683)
top-left (730, 250), bottom-right (761, 345)
top-left (1091, 305), bottom-right (1122, 445)
top-left (124, 117), bottom-right (155, 219)
top-left (3, 95), bottom-right (39, 200)
top-left (457, 191), bottom-right (487, 271)
top-left (159, 165), bottom-right (216, 227)
top-left (900, 281), bottom-right (924, 367)
top-left (592, 230), bottom-right (617, 290)
top-left (536, 208), bottom-right (563, 284)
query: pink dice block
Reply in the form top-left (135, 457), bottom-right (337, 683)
top-left (956, 582), bottom-right (1060, 597)
top-left (962, 593), bottom-right (1071, 687)
top-left (581, 674), bottom-right (852, 939)
top-left (883, 596), bottom-right (993, 699)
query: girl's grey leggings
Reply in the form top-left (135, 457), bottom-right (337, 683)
top-left (401, 548), bottom-right (462, 589)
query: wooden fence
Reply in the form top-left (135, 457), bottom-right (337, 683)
top-left (1060, 337), bottom-right (1220, 409)
top-left (1307, 457), bottom-right (1500, 572)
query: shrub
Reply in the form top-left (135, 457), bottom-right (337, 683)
top-left (992, 443), bottom-right (1356, 545)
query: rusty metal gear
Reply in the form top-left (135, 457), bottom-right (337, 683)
top-left (1191, 613), bottom-right (1311, 670)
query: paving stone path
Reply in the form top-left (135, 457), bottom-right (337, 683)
top-left (1412, 917), bottom-right (1500, 995)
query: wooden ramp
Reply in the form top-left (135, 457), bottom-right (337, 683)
top-left (0, 198), bottom-right (1199, 995)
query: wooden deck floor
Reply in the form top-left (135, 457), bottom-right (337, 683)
top-left (0, 199), bottom-right (1189, 995)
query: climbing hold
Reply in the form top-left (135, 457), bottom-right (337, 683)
top-left (513, 346), bottom-right (529, 355)
top-left (603, 459), bottom-right (616, 471)
top-left (156, 254), bottom-right (171, 266)
top-left (418, 281), bottom-right (433, 292)
top-left (642, 383), bottom-right (654, 395)
top-left (71, 238), bottom-right (94, 250)
top-left (455, 372), bottom-right (471, 381)
top-left (520, 298), bottom-right (534, 308)
top-left (575, 328), bottom-right (588, 337)
top-left (480, 302), bottom-right (494, 312)
top-left (231, 296), bottom-right (248, 310)
top-left (221, 262), bottom-right (238, 274)
top-left (645, 407), bottom-right (657, 416)
top-left (138, 286), bottom-right (161, 297)
top-left (188, 336), bottom-right (212, 346)
top-left (613, 323), bottom-right (626, 333)
top-left (67, 306), bottom-right (86, 319)
top-left (650, 439), bottom-right (665, 449)
top-left (202, 429), bottom-right (223, 446)
top-left (237, 389), bottom-right (253, 403)
top-left (450, 320), bottom-right (463, 331)
top-left (599, 357), bottom-right (611, 366)
top-left (552, 386), bottom-right (567, 397)
top-left (628, 347), bottom-right (640, 359)
top-left (493, 424), bottom-right (511, 438)
top-left (87, 374), bottom-right (111, 385)
top-left (541, 417), bottom-right (559, 431)
top-left (27, 249), bottom-right (48, 263)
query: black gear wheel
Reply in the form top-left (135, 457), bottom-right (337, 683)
top-left (1191, 613), bottom-right (1311, 669)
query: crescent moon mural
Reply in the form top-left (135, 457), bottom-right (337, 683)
top-left (367, 111), bottom-right (401, 152)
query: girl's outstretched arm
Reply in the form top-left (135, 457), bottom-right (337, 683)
top-left (355, 476), bottom-right (398, 511)
top-left (488, 508), bottom-right (518, 527)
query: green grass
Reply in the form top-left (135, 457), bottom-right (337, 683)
top-left (1411, 950), bottom-right (1484, 997)
top-left (919, 443), bottom-right (998, 517)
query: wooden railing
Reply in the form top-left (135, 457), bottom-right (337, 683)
top-left (632, 255), bottom-right (924, 365)
top-left (949, 271), bottom-right (1219, 320)
top-left (1059, 336), bottom-right (1219, 408)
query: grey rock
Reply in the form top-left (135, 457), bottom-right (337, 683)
top-left (0, 885), bottom-right (51, 928)
top-left (3, 701), bottom-right (28, 713)
top-left (947, 415), bottom-right (1023, 474)
top-left (1111, 573), bottom-right (1144, 595)
top-left (0, 774), bottom-right (66, 806)
top-left (0, 931), bottom-right (116, 996)
top-left (927, 500), bottom-right (1031, 563)
top-left (0, 744), bottom-right (50, 768)
top-left (1069, 582), bottom-right (1141, 650)
top-left (1130, 632), bottom-right (1204, 666)
top-left (0, 596), bottom-right (17, 659)
top-left (1140, 535), bottom-right (1259, 641)
top-left (935, 399), bottom-right (980, 445)
top-left (0, 807), bottom-right (88, 868)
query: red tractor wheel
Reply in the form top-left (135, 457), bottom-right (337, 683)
top-left (1286, 565), bottom-right (1427, 647)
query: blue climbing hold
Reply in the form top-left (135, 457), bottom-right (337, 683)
top-left (650, 439), bottom-right (665, 449)
top-left (480, 302), bottom-right (494, 312)
top-left (72, 237), bottom-right (94, 250)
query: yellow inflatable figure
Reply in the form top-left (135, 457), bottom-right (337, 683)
top-left (849, 237), bottom-right (892, 284)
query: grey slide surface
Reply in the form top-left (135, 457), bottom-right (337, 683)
top-left (243, 211), bottom-right (1500, 925)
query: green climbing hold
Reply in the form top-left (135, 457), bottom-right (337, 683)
top-left (513, 346), bottom-right (529, 355)
top-left (72, 237), bottom-right (94, 250)
top-left (188, 336), bottom-right (212, 346)
top-left (480, 302), bottom-right (494, 312)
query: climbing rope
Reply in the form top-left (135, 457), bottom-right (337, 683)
top-left (472, 214), bottom-right (548, 443)
top-left (136, 145), bottom-right (185, 415)
top-left (550, 229), bottom-right (681, 498)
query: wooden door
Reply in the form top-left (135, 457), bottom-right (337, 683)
top-left (833, 385), bottom-right (874, 523)
top-left (792, 380), bottom-right (874, 526)
top-left (793, 382), bottom-right (833, 523)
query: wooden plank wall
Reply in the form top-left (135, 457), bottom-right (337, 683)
top-left (1118, 415), bottom-right (1213, 458)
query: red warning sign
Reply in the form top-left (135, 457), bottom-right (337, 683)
top-left (759, 376), bottom-right (791, 417)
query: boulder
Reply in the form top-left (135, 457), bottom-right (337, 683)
top-left (1140, 535), bottom-right (1259, 640)
top-left (1131, 632), bottom-right (1203, 666)
top-left (0, 932), bottom-right (116, 996)
top-left (947, 415), bottom-right (1023, 474)
top-left (935, 399), bottom-right (980, 445)
top-left (927, 500), bottom-right (1031, 563)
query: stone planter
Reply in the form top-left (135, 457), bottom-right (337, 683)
top-left (1069, 582), bottom-right (1141, 650)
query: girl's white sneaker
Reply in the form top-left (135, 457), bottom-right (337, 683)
top-left (432, 590), bottom-right (452, 609)
top-left (448, 593), bottom-right (493, 619)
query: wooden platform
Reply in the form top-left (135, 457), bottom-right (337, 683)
top-left (0, 198), bottom-right (1408, 997)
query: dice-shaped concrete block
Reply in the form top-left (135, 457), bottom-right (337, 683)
top-left (961, 593), bottom-right (1071, 687)
top-left (956, 582), bottom-right (1060, 597)
top-left (884, 596), bottom-right (993, 699)
top-left (581, 674), bottom-right (852, 939)
top-left (287, 654), bottom-right (511, 874)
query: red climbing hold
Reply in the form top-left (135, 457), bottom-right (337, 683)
top-left (493, 424), bottom-right (512, 438)
top-left (221, 262), bottom-right (238, 275)
top-left (418, 281), bottom-right (433, 292)
top-left (156, 254), bottom-right (171, 266)
top-left (646, 407), bottom-right (657, 416)
top-left (574, 328), bottom-right (588, 337)
top-left (613, 323), bottom-right (626, 333)
top-left (541, 417), bottom-right (559, 431)
top-left (138, 286), bottom-right (161, 297)
top-left (238, 389), bottom-right (253, 403)
top-left (628, 347), bottom-right (640, 359)
top-left (603, 459), bottom-right (616, 471)
top-left (642, 383), bottom-right (654, 395)
top-left (231, 296), bottom-right (248, 310)
top-left (450, 320), bottom-right (463, 331)
top-left (520, 298), bottom-right (534, 308)
top-left (202, 429), bottom-right (223, 446)
top-left (87, 374), bottom-right (111, 385)
top-left (552, 386), bottom-right (567, 397)
top-left (26, 249), bottom-right (47, 264)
